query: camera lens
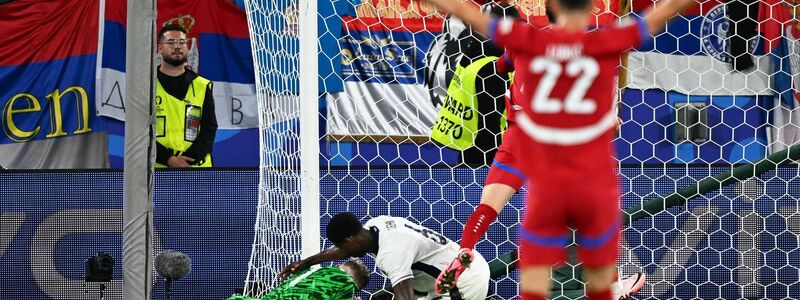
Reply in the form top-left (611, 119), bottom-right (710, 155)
top-left (96, 253), bottom-right (114, 273)
top-left (86, 252), bottom-right (114, 282)
top-left (99, 255), bottom-right (113, 267)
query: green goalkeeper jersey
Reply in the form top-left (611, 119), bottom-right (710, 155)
top-left (227, 266), bottom-right (357, 300)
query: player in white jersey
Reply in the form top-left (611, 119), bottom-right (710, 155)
top-left (279, 213), bottom-right (490, 300)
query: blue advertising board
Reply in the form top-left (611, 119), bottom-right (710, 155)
top-left (2, 167), bottom-right (799, 299)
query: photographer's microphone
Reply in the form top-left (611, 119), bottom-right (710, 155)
top-left (155, 250), bottom-right (191, 299)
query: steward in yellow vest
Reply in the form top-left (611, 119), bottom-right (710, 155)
top-left (155, 69), bottom-right (216, 167)
top-left (431, 30), bottom-right (511, 166)
top-left (155, 24), bottom-right (218, 168)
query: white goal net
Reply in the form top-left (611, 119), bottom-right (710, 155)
top-left (243, 0), bottom-right (800, 299)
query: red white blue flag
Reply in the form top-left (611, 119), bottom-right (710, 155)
top-left (0, 0), bottom-right (109, 169)
top-left (619, 0), bottom-right (770, 163)
top-left (758, 0), bottom-right (800, 153)
top-left (97, 0), bottom-right (257, 129)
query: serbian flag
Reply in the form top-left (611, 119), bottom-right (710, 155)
top-left (0, 0), bottom-right (109, 169)
top-left (97, 0), bottom-right (257, 129)
top-left (96, 0), bottom-right (127, 121)
top-left (618, 0), bottom-right (770, 164)
top-left (326, 0), bottom-right (441, 137)
top-left (759, 0), bottom-right (800, 153)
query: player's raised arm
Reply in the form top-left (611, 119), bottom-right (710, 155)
top-left (641, 0), bottom-right (697, 35)
top-left (424, 0), bottom-right (491, 37)
top-left (424, 0), bottom-right (538, 57)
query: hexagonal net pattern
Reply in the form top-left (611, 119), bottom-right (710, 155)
top-left (244, 0), bottom-right (800, 299)
top-left (241, 0), bottom-right (304, 297)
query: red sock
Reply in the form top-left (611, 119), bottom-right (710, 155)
top-left (521, 292), bottom-right (547, 300)
top-left (587, 289), bottom-right (612, 300)
top-left (459, 204), bottom-right (499, 249)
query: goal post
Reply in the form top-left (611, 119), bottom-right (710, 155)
top-left (122, 0), bottom-right (156, 299)
top-left (296, 0), bottom-right (321, 264)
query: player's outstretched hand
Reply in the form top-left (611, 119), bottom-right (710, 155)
top-left (278, 259), bottom-right (308, 280)
top-left (435, 248), bottom-right (475, 294)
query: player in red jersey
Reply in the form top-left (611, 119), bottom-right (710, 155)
top-left (425, 0), bottom-right (696, 299)
top-left (436, 3), bottom-right (642, 299)
top-left (436, 4), bottom-right (640, 300)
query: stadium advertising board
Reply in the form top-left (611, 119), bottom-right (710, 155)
top-left (4, 168), bottom-right (799, 299)
top-left (0, 171), bottom-right (257, 299)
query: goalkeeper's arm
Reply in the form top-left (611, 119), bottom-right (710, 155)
top-left (278, 246), bottom-right (350, 280)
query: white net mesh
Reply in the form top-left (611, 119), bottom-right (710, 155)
top-left (243, 0), bottom-right (303, 296)
top-left (244, 0), bottom-right (800, 299)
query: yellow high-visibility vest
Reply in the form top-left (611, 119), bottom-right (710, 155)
top-left (432, 56), bottom-right (503, 150)
top-left (155, 76), bottom-right (213, 167)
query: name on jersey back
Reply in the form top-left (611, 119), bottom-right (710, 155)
top-left (545, 44), bottom-right (583, 61)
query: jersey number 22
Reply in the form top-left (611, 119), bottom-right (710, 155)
top-left (530, 57), bottom-right (599, 114)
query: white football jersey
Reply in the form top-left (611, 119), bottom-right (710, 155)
top-left (364, 216), bottom-right (461, 293)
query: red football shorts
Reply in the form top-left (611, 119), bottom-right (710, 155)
top-left (517, 136), bottom-right (621, 268)
top-left (484, 124), bottom-right (526, 191)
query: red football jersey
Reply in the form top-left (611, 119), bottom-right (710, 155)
top-left (489, 17), bottom-right (647, 146)
top-left (496, 52), bottom-right (521, 124)
top-left (503, 86), bottom-right (522, 124)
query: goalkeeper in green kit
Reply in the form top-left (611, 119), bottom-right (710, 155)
top-left (227, 258), bottom-right (370, 300)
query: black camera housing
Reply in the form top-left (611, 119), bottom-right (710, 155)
top-left (85, 252), bottom-right (114, 282)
